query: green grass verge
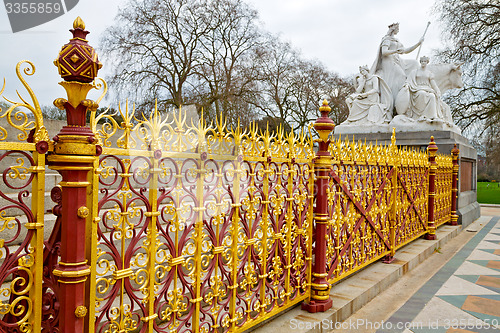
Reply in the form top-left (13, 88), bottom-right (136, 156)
top-left (477, 182), bottom-right (500, 204)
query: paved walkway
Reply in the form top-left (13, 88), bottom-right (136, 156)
top-left (338, 206), bottom-right (500, 333)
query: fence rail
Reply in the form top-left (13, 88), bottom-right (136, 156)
top-left (0, 19), bottom-right (459, 333)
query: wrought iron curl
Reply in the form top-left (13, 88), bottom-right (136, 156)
top-left (0, 61), bottom-right (49, 143)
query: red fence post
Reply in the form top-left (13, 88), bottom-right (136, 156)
top-left (383, 129), bottom-right (398, 263)
top-left (425, 136), bottom-right (438, 240)
top-left (302, 100), bottom-right (334, 313)
top-left (48, 17), bottom-right (102, 332)
top-left (449, 144), bottom-right (460, 226)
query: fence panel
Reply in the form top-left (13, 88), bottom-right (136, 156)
top-left (0, 61), bottom-right (50, 333)
top-left (0, 48), bottom-right (461, 332)
top-left (393, 148), bottom-right (429, 249)
top-left (435, 155), bottom-right (453, 227)
top-left (326, 139), bottom-right (394, 284)
top-left (88, 105), bottom-right (314, 332)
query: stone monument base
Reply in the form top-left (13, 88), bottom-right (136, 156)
top-left (335, 115), bottom-right (461, 136)
top-left (332, 128), bottom-right (480, 227)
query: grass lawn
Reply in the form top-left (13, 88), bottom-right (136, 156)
top-left (477, 182), bottom-right (500, 204)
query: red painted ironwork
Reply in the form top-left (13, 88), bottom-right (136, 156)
top-left (0, 18), bottom-right (462, 331)
top-left (435, 155), bottom-right (453, 227)
top-left (54, 17), bottom-right (102, 83)
top-left (425, 137), bottom-right (438, 240)
top-left (323, 136), bottom-right (431, 282)
top-left (41, 186), bottom-right (63, 332)
top-left (393, 156), bottom-right (429, 249)
top-left (301, 100), bottom-right (334, 313)
top-left (325, 144), bottom-right (394, 281)
top-left (449, 144), bottom-right (460, 226)
top-left (89, 115), bottom-right (314, 331)
top-left (0, 151), bottom-right (37, 332)
top-left (46, 17), bottom-right (102, 333)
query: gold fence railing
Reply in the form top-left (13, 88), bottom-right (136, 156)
top-left (0, 58), bottom-right (459, 333)
top-left (435, 155), bottom-right (454, 227)
top-left (0, 61), bottom-right (51, 332)
top-left (86, 103), bottom-right (315, 332)
top-left (324, 137), bottom-right (441, 284)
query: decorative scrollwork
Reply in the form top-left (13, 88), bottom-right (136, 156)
top-left (84, 96), bottom-right (458, 333)
top-left (0, 60), bottom-right (48, 143)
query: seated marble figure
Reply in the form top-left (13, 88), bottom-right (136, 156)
top-left (344, 66), bottom-right (392, 125)
top-left (395, 56), bottom-right (450, 122)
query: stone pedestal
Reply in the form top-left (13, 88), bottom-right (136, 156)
top-left (333, 128), bottom-right (480, 227)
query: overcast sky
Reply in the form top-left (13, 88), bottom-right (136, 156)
top-left (0, 0), bottom-right (443, 107)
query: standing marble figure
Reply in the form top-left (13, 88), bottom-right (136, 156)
top-left (371, 23), bottom-right (424, 104)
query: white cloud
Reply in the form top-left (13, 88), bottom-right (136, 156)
top-left (247, 0), bottom-right (441, 75)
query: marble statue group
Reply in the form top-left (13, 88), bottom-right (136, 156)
top-left (341, 22), bottom-right (464, 133)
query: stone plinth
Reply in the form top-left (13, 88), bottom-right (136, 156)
top-left (333, 128), bottom-right (480, 227)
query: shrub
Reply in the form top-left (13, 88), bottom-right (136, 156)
top-left (477, 173), bottom-right (491, 182)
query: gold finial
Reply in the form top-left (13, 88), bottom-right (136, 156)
top-left (391, 127), bottom-right (396, 146)
top-left (319, 99), bottom-right (331, 113)
top-left (73, 17), bottom-right (85, 30)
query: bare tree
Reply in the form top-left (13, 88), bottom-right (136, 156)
top-left (288, 60), bottom-right (353, 129)
top-left (476, 119), bottom-right (500, 180)
top-left (193, 0), bottom-right (262, 124)
top-left (100, 0), bottom-right (352, 131)
top-left (101, 0), bottom-right (264, 124)
top-left (249, 38), bottom-right (301, 129)
top-left (250, 38), bottom-right (353, 131)
top-left (433, 0), bottom-right (500, 132)
top-left (287, 59), bottom-right (332, 129)
top-left (322, 75), bottom-right (354, 126)
top-left (100, 0), bottom-right (211, 108)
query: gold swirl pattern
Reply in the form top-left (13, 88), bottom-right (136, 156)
top-left (88, 104), bottom-right (315, 332)
top-left (435, 154), bottom-right (453, 226)
top-left (0, 61), bottom-right (48, 143)
top-left (325, 134), bottom-right (438, 285)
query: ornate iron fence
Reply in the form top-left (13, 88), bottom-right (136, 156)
top-left (435, 155), bottom-right (453, 227)
top-left (0, 18), bottom-right (460, 333)
top-left (86, 104), bottom-right (315, 332)
top-left (325, 138), bottom-right (395, 284)
top-left (0, 61), bottom-right (50, 332)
